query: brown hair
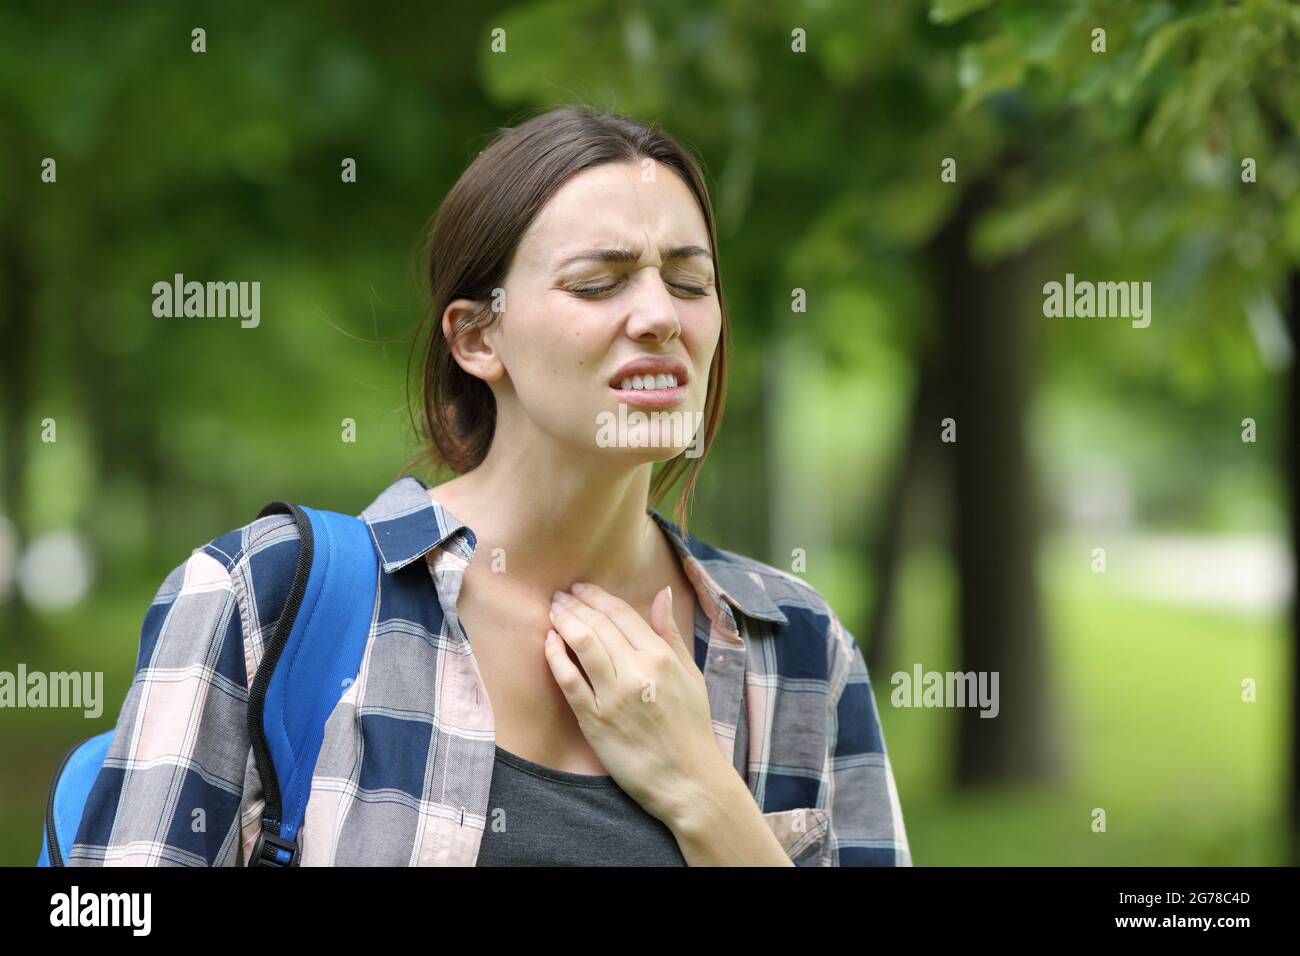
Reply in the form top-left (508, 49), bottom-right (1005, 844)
top-left (404, 106), bottom-right (730, 541)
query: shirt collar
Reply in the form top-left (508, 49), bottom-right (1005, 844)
top-left (360, 475), bottom-right (788, 627)
top-left (645, 510), bottom-right (789, 626)
top-left (361, 475), bottom-right (476, 572)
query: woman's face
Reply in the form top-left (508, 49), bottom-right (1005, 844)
top-left (454, 160), bottom-right (722, 464)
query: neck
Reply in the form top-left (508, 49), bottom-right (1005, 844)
top-left (429, 428), bottom-right (671, 606)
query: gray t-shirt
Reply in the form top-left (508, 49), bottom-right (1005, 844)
top-left (475, 745), bottom-right (688, 866)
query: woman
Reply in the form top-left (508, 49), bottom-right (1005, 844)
top-left (67, 107), bottom-right (910, 867)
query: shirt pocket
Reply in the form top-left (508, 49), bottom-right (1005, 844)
top-left (761, 807), bottom-right (829, 865)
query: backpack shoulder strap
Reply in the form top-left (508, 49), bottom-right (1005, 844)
top-left (245, 502), bottom-right (379, 866)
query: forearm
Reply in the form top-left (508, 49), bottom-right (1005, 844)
top-left (666, 755), bottom-right (794, 867)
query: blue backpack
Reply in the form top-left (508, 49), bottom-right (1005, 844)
top-left (37, 502), bottom-right (380, 868)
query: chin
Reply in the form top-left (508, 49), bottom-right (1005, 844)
top-left (592, 404), bottom-right (705, 460)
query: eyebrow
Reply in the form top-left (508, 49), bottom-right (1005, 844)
top-left (555, 244), bottom-right (713, 270)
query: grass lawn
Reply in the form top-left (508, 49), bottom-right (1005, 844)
top-left (881, 541), bottom-right (1289, 865)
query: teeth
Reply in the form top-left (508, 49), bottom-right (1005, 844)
top-left (616, 373), bottom-right (678, 391)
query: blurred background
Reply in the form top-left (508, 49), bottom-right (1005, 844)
top-left (1, 0), bottom-right (1296, 865)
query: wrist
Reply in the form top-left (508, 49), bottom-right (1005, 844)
top-left (662, 747), bottom-right (795, 866)
top-left (665, 751), bottom-right (753, 844)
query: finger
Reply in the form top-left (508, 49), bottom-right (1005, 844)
top-left (549, 592), bottom-right (618, 695)
top-left (566, 582), bottom-right (664, 655)
top-left (542, 629), bottom-right (597, 715)
top-left (650, 585), bottom-right (694, 670)
top-left (552, 590), bottom-right (639, 668)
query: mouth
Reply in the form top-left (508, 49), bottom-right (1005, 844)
top-left (614, 372), bottom-right (680, 391)
top-left (609, 373), bottom-right (688, 408)
top-left (608, 379), bottom-right (691, 405)
top-left (606, 356), bottom-right (691, 409)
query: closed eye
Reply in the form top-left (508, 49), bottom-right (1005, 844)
top-left (569, 283), bottom-right (619, 298)
top-left (568, 279), bottom-right (710, 299)
top-left (671, 283), bottom-right (708, 297)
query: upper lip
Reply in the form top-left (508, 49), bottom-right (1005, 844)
top-left (608, 356), bottom-right (690, 388)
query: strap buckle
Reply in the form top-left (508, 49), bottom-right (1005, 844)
top-left (250, 825), bottom-right (298, 867)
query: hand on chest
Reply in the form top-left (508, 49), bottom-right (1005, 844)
top-left (453, 575), bottom-right (703, 774)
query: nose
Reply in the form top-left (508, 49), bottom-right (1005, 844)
top-left (624, 267), bottom-right (682, 342)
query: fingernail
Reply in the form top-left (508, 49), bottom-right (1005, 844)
top-left (551, 590), bottom-right (570, 606)
top-left (571, 582), bottom-right (586, 594)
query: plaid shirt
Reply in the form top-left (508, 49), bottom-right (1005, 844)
top-left (68, 475), bottom-right (910, 866)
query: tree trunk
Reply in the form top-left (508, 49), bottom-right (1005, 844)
top-left (865, 355), bottom-right (943, 676)
top-left (934, 184), bottom-right (1058, 786)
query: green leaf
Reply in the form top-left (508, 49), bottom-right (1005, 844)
top-left (971, 181), bottom-right (1083, 262)
top-left (929, 0), bottom-right (997, 25)
top-left (956, 33), bottom-right (1027, 111)
top-left (1135, 17), bottom-right (1199, 80)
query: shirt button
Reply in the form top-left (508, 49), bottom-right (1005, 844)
top-left (715, 654), bottom-right (724, 663)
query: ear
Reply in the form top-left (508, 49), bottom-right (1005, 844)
top-left (443, 297), bottom-right (505, 383)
